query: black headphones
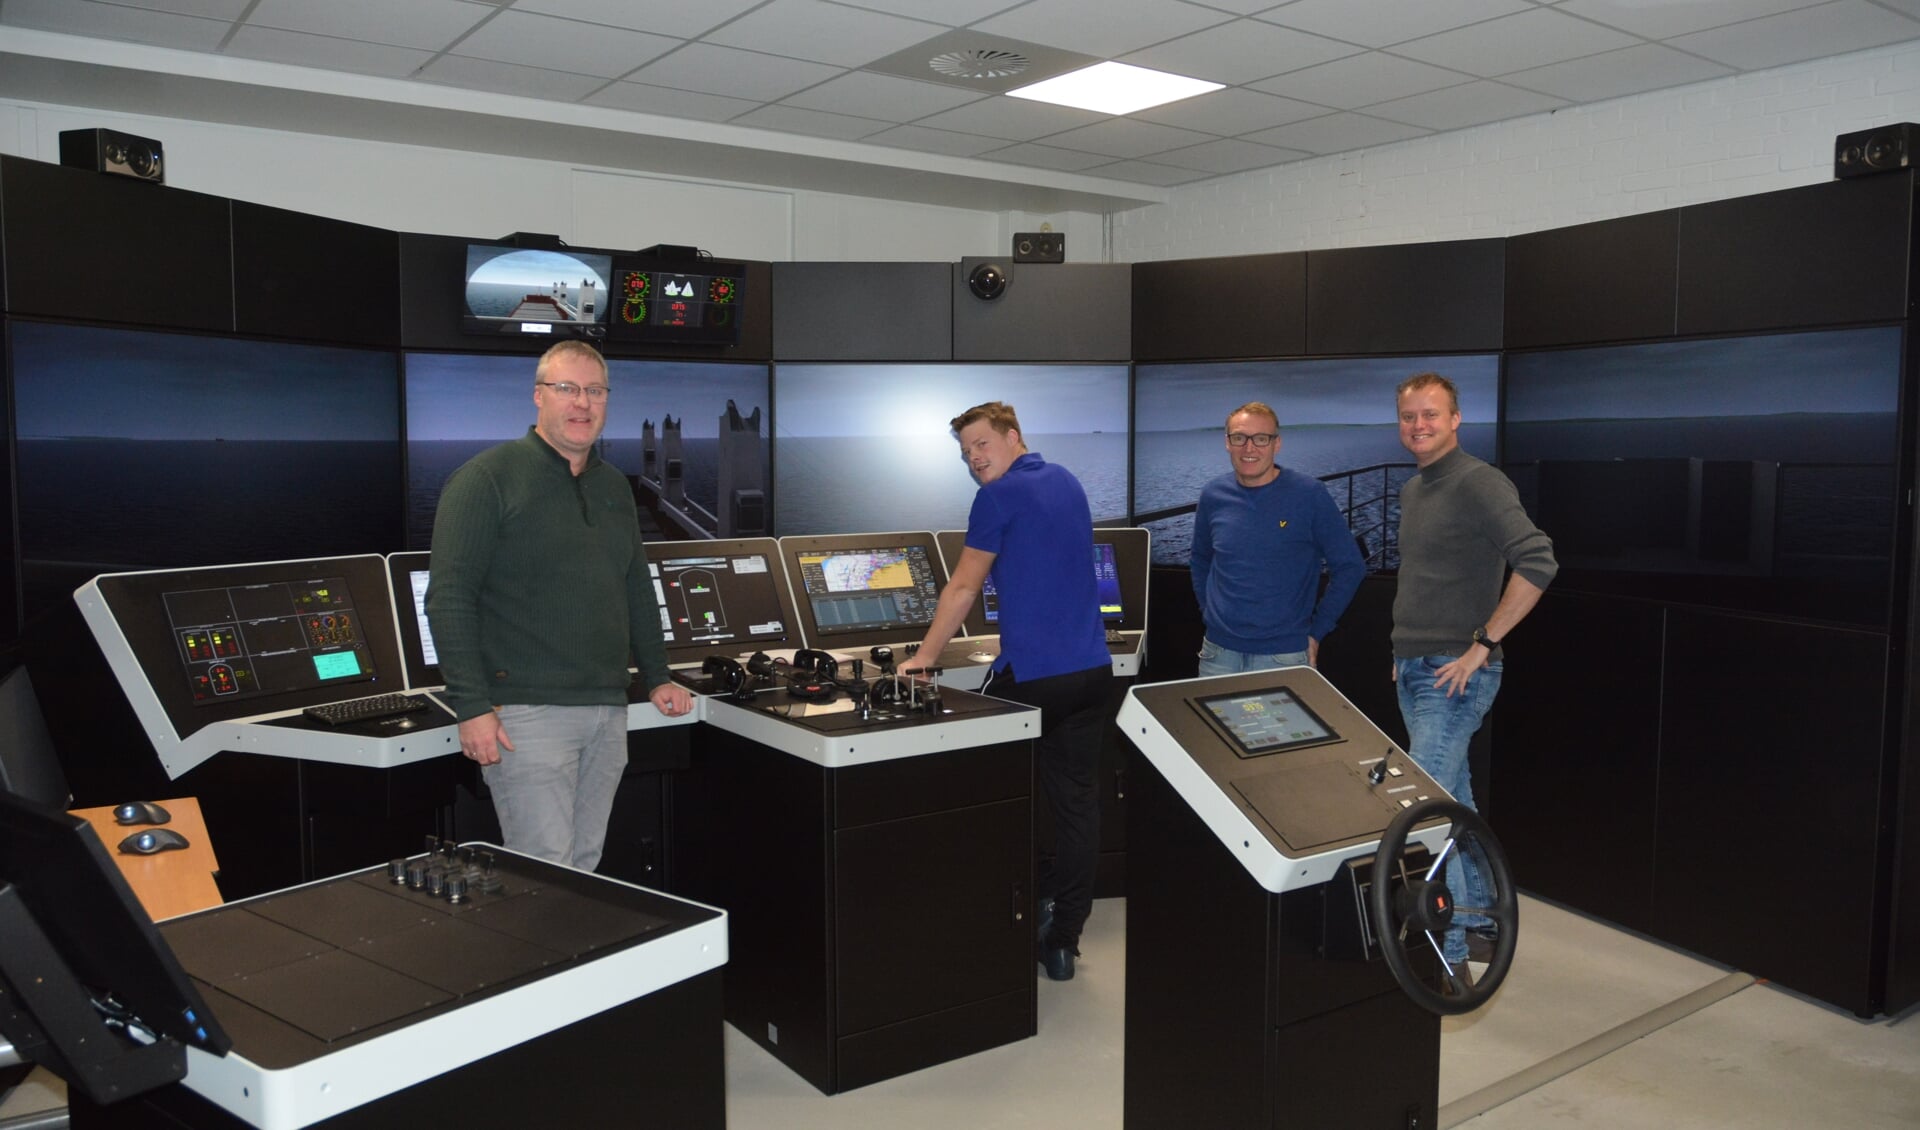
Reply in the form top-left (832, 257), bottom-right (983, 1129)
top-left (792, 648), bottom-right (839, 681)
top-left (701, 655), bottom-right (753, 701)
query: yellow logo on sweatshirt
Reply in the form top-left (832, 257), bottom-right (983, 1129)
top-left (1278, 520), bottom-right (1289, 528)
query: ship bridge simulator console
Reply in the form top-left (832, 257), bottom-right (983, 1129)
top-left (1118, 666), bottom-right (1517, 1129)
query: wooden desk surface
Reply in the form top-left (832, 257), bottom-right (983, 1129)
top-left (72, 796), bottom-right (224, 921)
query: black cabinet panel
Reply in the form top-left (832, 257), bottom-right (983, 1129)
top-left (1, 155), bottom-right (232, 331)
top-left (1306, 238), bottom-right (1503, 355)
top-left (953, 261), bottom-right (1129, 361)
top-left (1676, 174), bottom-right (1913, 335)
top-left (773, 262), bottom-right (949, 360)
top-left (1656, 609), bottom-right (1889, 1014)
top-left (1131, 252), bottom-right (1306, 361)
top-left (397, 232), bottom-right (474, 353)
top-left (1505, 211), bottom-right (1678, 348)
top-left (1492, 591), bottom-right (1663, 932)
top-left (234, 201), bottom-right (399, 345)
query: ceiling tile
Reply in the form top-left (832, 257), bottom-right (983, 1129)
top-left (225, 26), bottom-right (436, 78)
top-left (915, 96), bottom-right (1107, 141)
top-left (1040, 117), bottom-right (1218, 159)
top-left (1391, 7), bottom-right (1642, 77)
top-left (975, 0), bottom-right (1233, 59)
top-left (784, 70), bottom-right (988, 120)
top-left (703, 0), bottom-right (944, 67)
top-left (1556, 0), bottom-right (1828, 40)
top-left (417, 53), bottom-right (607, 100)
top-left (628, 43), bottom-right (846, 102)
top-left (1502, 42), bottom-right (1734, 103)
top-left (825, 0), bottom-right (1027, 22)
top-left (111, 0), bottom-right (253, 17)
top-left (733, 102), bottom-right (893, 140)
top-left (861, 123), bottom-right (1013, 156)
top-left (1121, 18), bottom-right (1362, 85)
top-left (1, 0), bottom-right (230, 50)
top-left (1084, 158), bottom-right (1214, 185)
top-left (975, 142), bottom-right (1119, 171)
top-left (1667, 0), bottom-right (1920, 70)
top-left (1257, 0), bottom-right (1533, 49)
top-left (1250, 51), bottom-right (1470, 109)
top-left (511, 0), bottom-right (765, 39)
top-left (582, 81), bottom-right (763, 121)
top-left (247, 0), bottom-right (495, 51)
top-left (1153, 136), bottom-right (1313, 173)
top-left (1243, 111), bottom-right (1431, 153)
top-left (1130, 87), bottom-right (1329, 136)
top-left (1362, 80), bottom-right (1567, 130)
top-left (450, 10), bottom-right (678, 78)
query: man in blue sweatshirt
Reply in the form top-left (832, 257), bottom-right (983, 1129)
top-left (1190, 402), bottom-right (1365, 675)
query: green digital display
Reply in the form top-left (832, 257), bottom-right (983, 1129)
top-left (312, 650), bottom-right (362, 680)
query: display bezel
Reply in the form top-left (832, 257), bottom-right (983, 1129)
top-left (1189, 685), bottom-right (1343, 759)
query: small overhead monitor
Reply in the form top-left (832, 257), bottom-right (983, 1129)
top-left (777, 532), bottom-right (950, 648)
top-left (385, 552), bottom-right (439, 688)
top-left (605, 255), bottom-right (745, 346)
top-left (462, 244), bottom-right (614, 341)
top-left (0, 790), bottom-right (230, 1103)
top-left (1190, 686), bottom-right (1342, 759)
top-left (647, 537), bottom-right (802, 664)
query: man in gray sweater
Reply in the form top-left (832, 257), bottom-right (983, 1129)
top-left (1392, 372), bottom-right (1556, 963)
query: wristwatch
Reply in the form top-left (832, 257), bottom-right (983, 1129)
top-left (1472, 626), bottom-right (1501, 651)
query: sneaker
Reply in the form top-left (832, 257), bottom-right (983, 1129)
top-left (1038, 944), bottom-right (1075, 981)
top-left (1466, 928), bottom-right (1500, 964)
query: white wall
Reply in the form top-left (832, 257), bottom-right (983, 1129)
top-left (1113, 39), bottom-right (1920, 263)
top-left (0, 95), bottom-right (1046, 264)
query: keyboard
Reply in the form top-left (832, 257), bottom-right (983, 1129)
top-left (302, 693), bottom-right (432, 727)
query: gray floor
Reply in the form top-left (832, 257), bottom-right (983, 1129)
top-left (6, 893), bottom-right (1918, 1128)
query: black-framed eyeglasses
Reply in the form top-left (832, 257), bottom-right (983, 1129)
top-left (1225, 432), bottom-right (1276, 448)
top-left (537, 380), bottom-right (610, 401)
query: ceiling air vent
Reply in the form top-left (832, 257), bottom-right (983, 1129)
top-left (929, 49), bottom-right (1031, 81)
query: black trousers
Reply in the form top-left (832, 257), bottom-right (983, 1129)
top-left (981, 661), bottom-right (1113, 950)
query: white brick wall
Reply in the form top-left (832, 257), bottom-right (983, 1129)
top-left (1113, 39), bottom-right (1920, 264)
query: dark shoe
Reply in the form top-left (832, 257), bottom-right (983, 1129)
top-left (1038, 944), bottom-right (1075, 981)
top-left (1466, 928), bottom-right (1499, 963)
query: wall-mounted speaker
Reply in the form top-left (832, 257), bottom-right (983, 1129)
top-left (59, 127), bottom-right (165, 184)
top-left (1834, 123), bottom-right (1919, 180)
top-left (1012, 231), bottom-right (1064, 263)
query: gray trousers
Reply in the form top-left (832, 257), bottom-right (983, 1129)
top-left (480, 703), bottom-right (628, 871)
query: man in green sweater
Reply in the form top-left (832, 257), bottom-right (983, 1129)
top-left (426, 340), bottom-right (692, 871)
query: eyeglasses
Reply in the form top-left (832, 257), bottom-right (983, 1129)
top-left (1225, 432), bottom-right (1276, 448)
top-left (537, 380), bottom-right (610, 401)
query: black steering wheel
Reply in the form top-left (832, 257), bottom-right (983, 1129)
top-left (1368, 798), bottom-right (1518, 1016)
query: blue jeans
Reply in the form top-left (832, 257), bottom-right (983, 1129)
top-left (482, 703), bottom-right (629, 872)
top-left (1395, 655), bottom-right (1502, 960)
top-left (1196, 637), bottom-right (1309, 678)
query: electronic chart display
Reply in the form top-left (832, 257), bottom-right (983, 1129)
top-left (778, 533), bottom-right (949, 646)
top-left (648, 537), bottom-right (801, 664)
top-left (1190, 686), bottom-right (1341, 759)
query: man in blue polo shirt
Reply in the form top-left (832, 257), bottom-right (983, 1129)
top-left (905, 401), bottom-right (1112, 981)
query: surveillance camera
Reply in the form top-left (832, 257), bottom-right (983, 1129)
top-left (967, 262), bottom-right (1009, 300)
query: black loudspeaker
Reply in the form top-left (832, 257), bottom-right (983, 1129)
top-left (1013, 231), bottom-right (1064, 263)
top-left (58, 127), bottom-right (165, 184)
top-left (1834, 123), bottom-right (1919, 179)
